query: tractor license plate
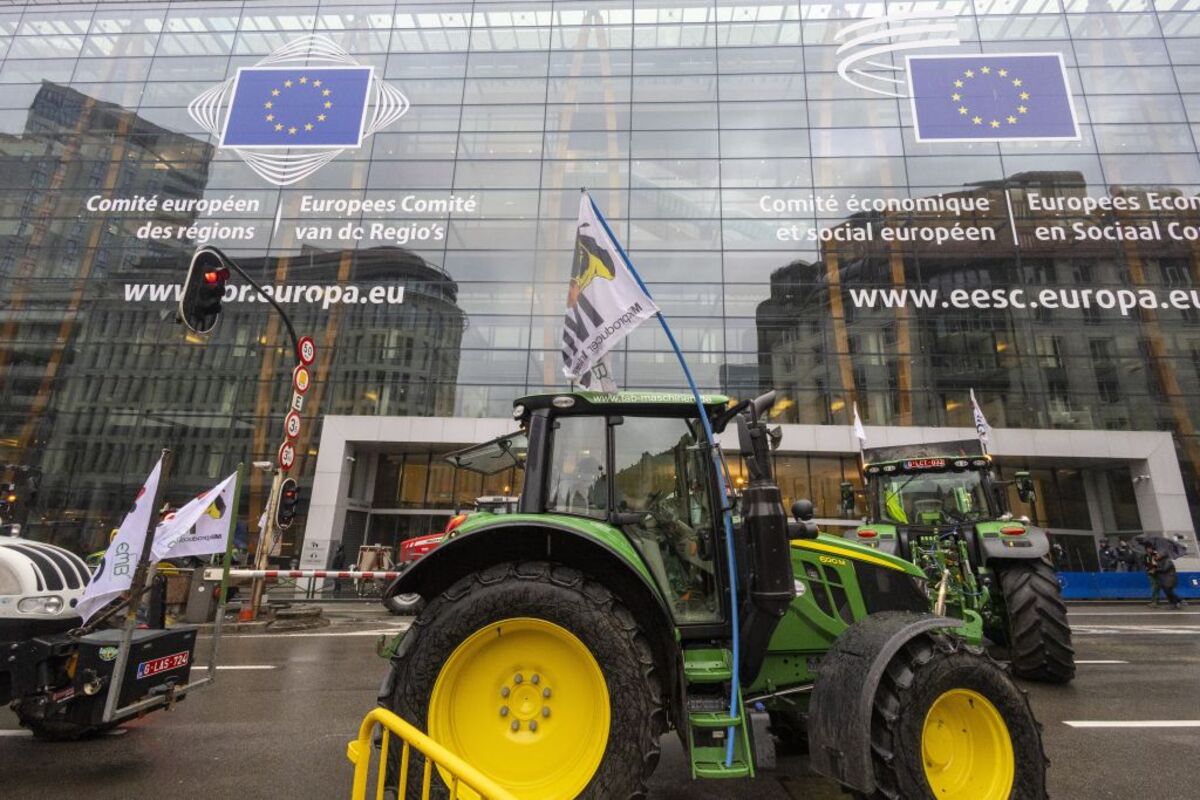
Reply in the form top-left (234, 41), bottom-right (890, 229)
top-left (136, 650), bottom-right (190, 680)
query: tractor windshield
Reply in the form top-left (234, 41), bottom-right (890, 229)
top-left (875, 469), bottom-right (991, 526)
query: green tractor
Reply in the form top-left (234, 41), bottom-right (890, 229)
top-left (842, 441), bottom-right (1074, 684)
top-left (379, 391), bottom-right (1047, 799)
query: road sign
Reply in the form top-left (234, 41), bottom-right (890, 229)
top-left (297, 335), bottom-right (316, 366)
top-left (292, 364), bottom-right (311, 394)
top-left (278, 440), bottom-right (296, 471)
top-left (284, 410), bottom-right (301, 440)
top-left (291, 393), bottom-right (304, 413)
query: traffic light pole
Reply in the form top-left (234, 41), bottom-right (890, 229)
top-left (181, 246), bottom-right (311, 622)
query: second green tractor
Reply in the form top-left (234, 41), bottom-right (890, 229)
top-left (842, 440), bottom-right (1075, 684)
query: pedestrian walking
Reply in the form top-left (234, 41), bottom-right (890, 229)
top-left (1145, 544), bottom-right (1187, 609)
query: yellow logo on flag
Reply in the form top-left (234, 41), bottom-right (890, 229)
top-left (568, 225), bottom-right (615, 306)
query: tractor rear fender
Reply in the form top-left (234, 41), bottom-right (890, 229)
top-left (978, 524), bottom-right (1051, 563)
top-left (383, 520), bottom-right (683, 727)
top-left (807, 611), bottom-right (964, 794)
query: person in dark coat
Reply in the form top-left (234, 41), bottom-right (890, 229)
top-left (1098, 543), bottom-right (1115, 571)
top-left (1116, 540), bottom-right (1134, 572)
top-left (1146, 544), bottom-right (1186, 609)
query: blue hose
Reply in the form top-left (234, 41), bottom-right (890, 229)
top-left (588, 196), bottom-right (742, 768)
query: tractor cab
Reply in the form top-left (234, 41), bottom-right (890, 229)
top-left (854, 440), bottom-right (1016, 561)
top-left (445, 391), bottom-right (735, 626)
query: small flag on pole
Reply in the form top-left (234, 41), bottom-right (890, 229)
top-left (151, 471), bottom-right (238, 561)
top-left (77, 456), bottom-right (164, 622)
top-left (970, 389), bottom-right (991, 449)
top-left (560, 193), bottom-right (659, 391)
top-left (852, 402), bottom-right (867, 447)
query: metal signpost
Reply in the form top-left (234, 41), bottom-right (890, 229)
top-left (248, 334), bottom-right (314, 619)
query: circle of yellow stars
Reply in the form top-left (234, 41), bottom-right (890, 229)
top-left (263, 75), bottom-right (334, 136)
top-left (950, 65), bottom-right (1030, 130)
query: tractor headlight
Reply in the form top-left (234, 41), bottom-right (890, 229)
top-left (18, 595), bottom-right (63, 615)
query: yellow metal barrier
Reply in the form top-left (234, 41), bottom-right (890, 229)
top-left (347, 707), bottom-right (519, 800)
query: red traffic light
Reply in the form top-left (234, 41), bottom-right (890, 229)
top-left (203, 268), bottom-right (229, 285)
top-left (276, 478), bottom-right (300, 530)
top-left (179, 248), bottom-right (230, 335)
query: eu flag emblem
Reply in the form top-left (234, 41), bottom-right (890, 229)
top-left (221, 66), bottom-right (373, 149)
top-left (907, 54), bottom-right (1078, 143)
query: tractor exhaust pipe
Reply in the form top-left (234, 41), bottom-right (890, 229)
top-left (736, 390), bottom-right (796, 685)
top-left (739, 480), bottom-right (794, 684)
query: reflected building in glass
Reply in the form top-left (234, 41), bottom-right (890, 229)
top-left (0, 1), bottom-right (1196, 569)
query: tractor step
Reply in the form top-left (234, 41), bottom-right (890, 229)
top-left (682, 647), bottom-right (733, 684)
top-left (690, 745), bottom-right (752, 779)
top-left (688, 710), bottom-right (740, 729)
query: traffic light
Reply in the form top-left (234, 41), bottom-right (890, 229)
top-left (178, 247), bottom-right (230, 334)
top-left (276, 478), bottom-right (300, 530)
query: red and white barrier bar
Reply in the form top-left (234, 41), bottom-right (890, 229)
top-left (203, 568), bottom-right (403, 581)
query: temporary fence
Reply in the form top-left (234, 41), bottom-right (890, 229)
top-left (1057, 571), bottom-right (1200, 600)
top-left (347, 707), bottom-right (518, 800)
top-left (202, 568), bottom-right (403, 581)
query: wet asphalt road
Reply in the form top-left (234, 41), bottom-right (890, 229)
top-left (2, 602), bottom-right (1198, 799)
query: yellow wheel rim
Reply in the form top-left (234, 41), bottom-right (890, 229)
top-left (921, 688), bottom-right (1015, 800)
top-left (429, 617), bottom-right (610, 800)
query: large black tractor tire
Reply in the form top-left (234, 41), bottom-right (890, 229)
top-left (998, 559), bottom-right (1075, 683)
top-left (857, 634), bottom-right (1047, 800)
top-left (381, 561), bottom-right (665, 800)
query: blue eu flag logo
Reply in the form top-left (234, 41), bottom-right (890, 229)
top-left (907, 54), bottom-right (1078, 143)
top-left (221, 66), bottom-right (373, 149)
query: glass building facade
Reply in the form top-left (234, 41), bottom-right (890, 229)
top-left (1, 0), bottom-right (1198, 566)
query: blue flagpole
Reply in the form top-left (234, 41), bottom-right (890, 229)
top-left (587, 193), bottom-right (742, 768)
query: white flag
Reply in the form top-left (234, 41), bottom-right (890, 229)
top-left (151, 471), bottom-right (237, 561)
top-left (560, 193), bottom-right (659, 387)
top-left (77, 456), bottom-right (163, 622)
top-left (970, 389), bottom-right (991, 448)
top-left (852, 402), bottom-right (867, 446)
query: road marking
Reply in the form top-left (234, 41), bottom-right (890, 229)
top-left (0, 730), bottom-right (32, 737)
top-left (1070, 611), bottom-right (1200, 616)
top-left (1075, 660), bottom-right (1129, 664)
top-left (1065, 721), bottom-right (1200, 728)
top-left (215, 665), bottom-right (278, 670)
top-left (1072, 624), bottom-right (1200, 635)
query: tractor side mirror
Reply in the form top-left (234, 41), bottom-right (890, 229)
top-left (768, 426), bottom-right (783, 451)
top-left (1015, 471), bottom-right (1036, 504)
top-left (839, 481), bottom-right (855, 516)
